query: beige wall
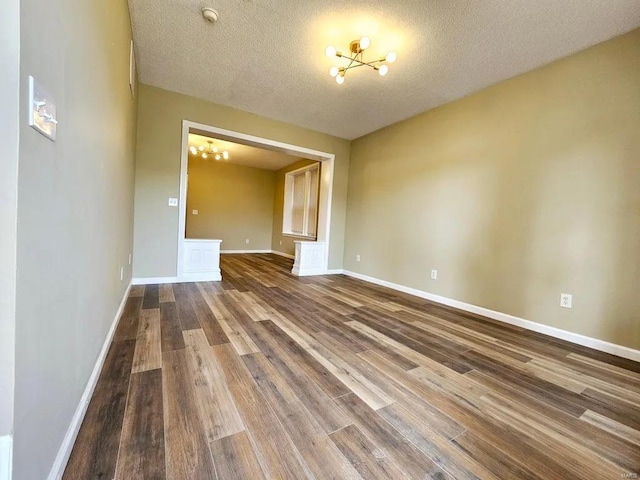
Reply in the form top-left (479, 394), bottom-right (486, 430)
top-left (133, 84), bottom-right (351, 278)
top-left (271, 159), bottom-right (319, 257)
top-left (345, 29), bottom-right (640, 350)
top-left (186, 159), bottom-right (276, 250)
top-left (0, 0), bottom-right (19, 440)
top-left (13, 0), bottom-right (137, 478)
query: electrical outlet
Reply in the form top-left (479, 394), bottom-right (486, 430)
top-left (168, 197), bottom-right (178, 207)
top-left (120, 266), bottom-right (124, 281)
top-left (279, 240), bottom-right (282, 246)
top-left (192, 209), bottom-right (199, 215)
top-left (245, 239), bottom-right (250, 244)
top-left (128, 253), bottom-right (132, 265)
top-left (356, 254), bottom-right (361, 262)
top-left (431, 270), bottom-right (438, 280)
top-left (560, 293), bottom-right (572, 309)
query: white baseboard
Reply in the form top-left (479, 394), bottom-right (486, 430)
top-left (132, 276), bottom-right (178, 285)
top-left (220, 249), bottom-right (272, 254)
top-left (0, 435), bottom-right (11, 480)
top-left (326, 269), bottom-right (344, 275)
top-left (342, 270), bottom-right (640, 363)
top-left (47, 283), bottom-right (132, 480)
top-left (292, 266), bottom-right (325, 277)
top-left (182, 271), bottom-right (222, 282)
top-left (270, 250), bottom-right (295, 259)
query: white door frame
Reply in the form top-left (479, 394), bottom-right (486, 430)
top-left (177, 120), bottom-right (335, 281)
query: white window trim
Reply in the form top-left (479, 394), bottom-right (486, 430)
top-left (283, 163), bottom-right (319, 239)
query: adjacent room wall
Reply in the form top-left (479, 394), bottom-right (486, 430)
top-left (13, 0), bottom-right (138, 478)
top-left (133, 84), bottom-right (351, 278)
top-left (272, 159), bottom-right (320, 257)
top-left (186, 159), bottom-right (277, 250)
top-left (345, 29), bottom-right (640, 350)
top-left (0, 0), bottom-right (20, 449)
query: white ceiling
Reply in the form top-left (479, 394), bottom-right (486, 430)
top-left (188, 133), bottom-right (302, 170)
top-left (129, 0), bottom-right (640, 140)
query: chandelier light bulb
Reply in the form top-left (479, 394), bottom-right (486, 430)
top-left (198, 145), bottom-right (204, 151)
top-left (329, 66), bottom-right (339, 77)
top-left (222, 151), bottom-right (229, 159)
top-left (378, 64), bottom-right (389, 76)
top-left (336, 74), bottom-right (345, 85)
top-left (215, 155), bottom-right (221, 160)
top-left (385, 51), bottom-right (397, 63)
top-left (359, 36), bottom-right (370, 50)
top-left (213, 147), bottom-right (218, 153)
top-left (325, 45), bottom-right (337, 58)
top-left (202, 153), bottom-right (208, 159)
top-left (190, 146), bottom-right (197, 154)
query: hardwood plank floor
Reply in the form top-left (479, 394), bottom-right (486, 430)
top-left (64, 254), bottom-right (640, 479)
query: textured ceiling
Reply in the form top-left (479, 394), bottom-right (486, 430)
top-left (189, 133), bottom-right (301, 170)
top-left (129, 0), bottom-right (640, 140)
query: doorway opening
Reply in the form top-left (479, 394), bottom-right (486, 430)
top-left (177, 120), bottom-right (335, 281)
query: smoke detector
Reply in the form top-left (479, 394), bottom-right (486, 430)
top-left (201, 7), bottom-right (219, 23)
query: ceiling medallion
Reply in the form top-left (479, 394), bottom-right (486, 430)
top-left (325, 36), bottom-right (396, 85)
top-left (189, 140), bottom-right (229, 161)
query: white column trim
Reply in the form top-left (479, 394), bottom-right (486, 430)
top-left (0, 435), bottom-right (12, 480)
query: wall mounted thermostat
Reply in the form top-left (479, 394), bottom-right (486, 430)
top-left (28, 75), bottom-right (58, 141)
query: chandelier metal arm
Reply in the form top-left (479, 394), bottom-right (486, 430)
top-left (326, 37), bottom-right (396, 83)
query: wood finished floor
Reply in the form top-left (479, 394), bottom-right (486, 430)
top-left (63, 254), bottom-right (640, 480)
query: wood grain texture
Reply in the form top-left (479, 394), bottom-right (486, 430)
top-left (132, 308), bottom-right (162, 373)
top-left (162, 349), bottom-right (217, 479)
top-left (182, 329), bottom-right (244, 441)
top-left (209, 431), bottom-right (266, 480)
top-left (63, 340), bottom-right (135, 480)
top-left (115, 369), bottom-right (165, 480)
top-left (159, 302), bottom-right (185, 352)
top-left (65, 254), bottom-right (640, 480)
top-left (142, 284), bottom-right (160, 309)
top-left (329, 424), bottom-right (406, 480)
top-left (159, 284), bottom-right (175, 303)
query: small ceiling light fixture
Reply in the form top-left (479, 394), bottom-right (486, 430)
top-left (326, 36), bottom-right (396, 84)
top-left (189, 140), bottom-right (229, 160)
top-left (201, 7), bottom-right (219, 24)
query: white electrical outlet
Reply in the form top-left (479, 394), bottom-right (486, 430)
top-left (431, 270), bottom-right (438, 280)
top-left (245, 239), bottom-right (250, 244)
top-left (356, 254), bottom-right (361, 262)
top-left (560, 293), bottom-right (572, 309)
top-left (192, 209), bottom-right (199, 215)
top-left (120, 266), bottom-right (124, 281)
top-left (128, 253), bottom-right (132, 265)
top-left (279, 240), bottom-right (282, 246)
top-left (168, 197), bottom-right (178, 207)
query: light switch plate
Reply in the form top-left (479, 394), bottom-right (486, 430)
top-left (28, 75), bottom-right (57, 141)
top-left (168, 198), bottom-right (178, 207)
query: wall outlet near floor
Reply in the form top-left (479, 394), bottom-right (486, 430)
top-left (560, 293), bottom-right (572, 309)
top-left (431, 270), bottom-right (438, 280)
top-left (245, 239), bottom-right (250, 244)
top-left (279, 240), bottom-right (282, 246)
top-left (168, 197), bottom-right (178, 207)
top-left (356, 254), bottom-right (361, 262)
top-left (128, 253), bottom-right (132, 265)
top-left (120, 266), bottom-right (124, 281)
top-left (192, 209), bottom-right (198, 215)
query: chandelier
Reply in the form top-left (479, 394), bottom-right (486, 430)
top-left (325, 36), bottom-right (396, 84)
top-left (189, 140), bottom-right (229, 161)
